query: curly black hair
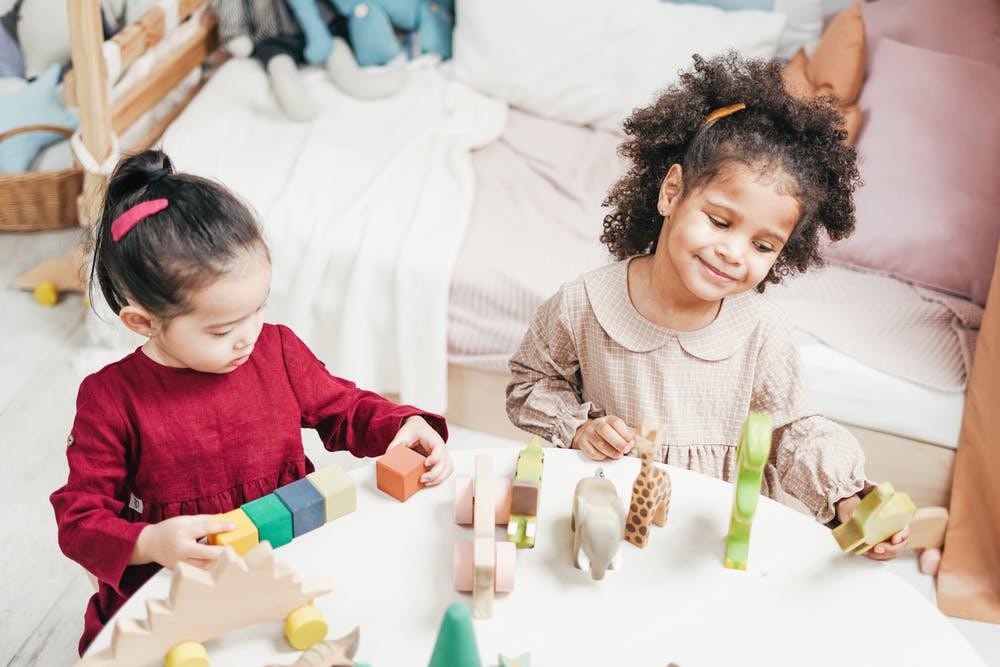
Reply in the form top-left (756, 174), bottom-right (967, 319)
top-left (601, 52), bottom-right (861, 289)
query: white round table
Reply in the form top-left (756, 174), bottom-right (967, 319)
top-left (88, 447), bottom-right (984, 666)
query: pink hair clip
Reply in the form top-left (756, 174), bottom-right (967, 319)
top-left (111, 198), bottom-right (169, 242)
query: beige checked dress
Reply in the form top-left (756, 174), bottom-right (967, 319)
top-left (507, 259), bottom-right (867, 523)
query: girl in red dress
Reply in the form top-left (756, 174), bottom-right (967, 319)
top-left (51, 150), bottom-right (453, 654)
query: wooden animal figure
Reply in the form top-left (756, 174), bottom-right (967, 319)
top-left (833, 482), bottom-right (916, 555)
top-left (724, 413), bottom-right (772, 570)
top-left (75, 542), bottom-right (332, 666)
top-left (572, 471), bottom-right (626, 580)
top-left (266, 627), bottom-right (361, 667)
top-left (623, 419), bottom-right (671, 548)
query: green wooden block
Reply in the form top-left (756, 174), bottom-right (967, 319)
top-left (242, 493), bottom-right (293, 549)
top-left (428, 603), bottom-right (481, 667)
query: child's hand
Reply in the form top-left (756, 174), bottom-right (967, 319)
top-left (132, 515), bottom-right (235, 570)
top-left (572, 416), bottom-right (635, 461)
top-left (835, 494), bottom-right (910, 561)
top-left (386, 416), bottom-right (453, 486)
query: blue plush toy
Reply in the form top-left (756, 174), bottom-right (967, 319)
top-left (0, 63), bottom-right (78, 173)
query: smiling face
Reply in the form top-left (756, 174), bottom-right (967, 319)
top-left (142, 244), bottom-right (272, 373)
top-left (655, 161), bottom-right (800, 305)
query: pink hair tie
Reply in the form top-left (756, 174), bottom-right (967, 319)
top-left (111, 198), bottom-right (169, 241)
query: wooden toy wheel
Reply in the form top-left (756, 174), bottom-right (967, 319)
top-left (453, 541), bottom-right (517, 593)
top-left (454, 476), bottom-right (474, 525)
top-left (164, 641), bottom-right (209, 667)
top-left (285, 604), bottom-right (328, 650)
top-left (494, 541), bottom-right (517, 593)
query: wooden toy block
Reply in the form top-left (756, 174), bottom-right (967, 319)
top-left (454, 476), bottom-right (512, 526)
top-left (473, 455), bottom-right (495, 618)
top-left (74, 542), bottom-right (332, 667)
top-left (306, 464), bottom-right (357, 522)
top-left (833, 482), bottom-right (916, 555)
top-left (724, 413), bottom-right (772, 570)
top-left (275, 478), bottom-right (327, 538)
top-left (572, 472), bottom-right (626, 580)
top-left (376, 445), bottom-right (426, 502)
top-left (207, 508), bottom-right (259, 557)
top-left (624, 419), bottom-right (671, 549)
top-left (243, 494), bottom-right (294, 549)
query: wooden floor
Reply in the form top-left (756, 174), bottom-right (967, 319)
top-left (2, 228), bottom-right (998, 665)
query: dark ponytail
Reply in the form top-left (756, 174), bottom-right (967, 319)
top-left (91, 150), bottom-right (266, 319)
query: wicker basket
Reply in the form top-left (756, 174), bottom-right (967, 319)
top-left (0, 125), bottom-right (83, 232)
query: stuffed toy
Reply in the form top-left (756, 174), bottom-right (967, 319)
top-left (210, 0), bottom-right (322, 121)
top-left (0, 63), bottom-right (77, 173)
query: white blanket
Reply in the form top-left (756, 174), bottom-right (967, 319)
top-left (161, 59), bottom-right (506, 412)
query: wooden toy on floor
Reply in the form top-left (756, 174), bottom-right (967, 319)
top-left (833, 481), bottom-right (916, 555)
top-left (376, 444), bottom-right (428, 502)
top-left (74, 542), bottom-right (332, 666)
top-left (507, 437), bottom-right (545, 548)
top-left (11, 244), bottom-right (88, 306)
top-left (724, 413), bottom-right (773, 570)
top-left (265, 627), bottom-right (362, 667)
top-left (210, 464), bottom-right (357, 556)
top-left (428, 602), bottom-right (482, 667)
top-left (453, 455), bottom-right (517, 618)
top-left (572, 469), bottom-right (625, 580)
top-left (624, 419), bottom-right (671, 548)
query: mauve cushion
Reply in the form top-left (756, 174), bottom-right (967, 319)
top-left (822, 38), bottom-right (1000, 306)
top-left (861, 0), bottom-right (1000, 67)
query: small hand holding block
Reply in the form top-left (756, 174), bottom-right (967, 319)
top-left (376, 445), bottom-right (427, 502)
top-left (833, 482), bottom-right (916, 555)
top-left (207, 508), bottom-right (259, 557)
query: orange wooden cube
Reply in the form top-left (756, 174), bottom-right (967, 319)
top-left (376, 445), bottom-right (427, 502)
top-left (207, 508), bottom-right (259, 556)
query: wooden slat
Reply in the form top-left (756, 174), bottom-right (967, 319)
top-left (111, 13), bottom-right (218, 137)
top-left (63, 0), bottom-right (209, 98)
top-left (67, 0), bottom-right (113, 228)
top-left (129, 78), bottom-right (208, 152)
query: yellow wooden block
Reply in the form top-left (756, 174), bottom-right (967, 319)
top-left (207, 508), bottom-right (258, 556)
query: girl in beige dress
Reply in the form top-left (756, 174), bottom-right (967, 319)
top-left (507, 54), bottom-right (909, 560)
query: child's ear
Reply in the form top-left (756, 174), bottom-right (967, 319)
top-left (657, 164), bottom-right (684, 217)
top-left (119, 304), bottom-right (157, 337)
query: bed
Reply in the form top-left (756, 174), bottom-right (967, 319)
top-left (64, 0), bottom-right (1000, 621)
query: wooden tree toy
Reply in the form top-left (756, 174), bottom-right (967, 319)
top-left (833, 482), bottom-right (916, 555)
top-left (74, 542), bottom-right (332, 666)
top-left (453, 455), bottom-right (517, 619)
top-left (572, 471), bottom-right (626, 580)
top-left (724, 413), bottom-right (773, 570)
top-left (428, 603), bottom-right (482, 667)
top-left (507, 437), bottom-right (545, 548)
top-left (624, 419), bottom-right (671, 548)
top-left (376, 445), bottom-right (428, 502)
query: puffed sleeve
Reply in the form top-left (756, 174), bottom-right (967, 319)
top-left (507, 287), bottom-right (600, 448)
top-left (50, 375), bottom-right (148, 594)
top-left (276, 325), bottom-right (447, 457)
top-left (751, 313), bottom-right (867, 524)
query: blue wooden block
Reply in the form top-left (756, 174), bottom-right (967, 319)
top-left (274, 478), bottom-right (327, 538)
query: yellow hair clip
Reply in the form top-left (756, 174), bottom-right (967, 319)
top-left (701, 102), bottom-right (746, 128)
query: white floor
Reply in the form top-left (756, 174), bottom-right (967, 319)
top-left (2, 229), bottom-right (998, 666)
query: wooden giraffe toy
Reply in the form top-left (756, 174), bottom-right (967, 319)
top-left (623, 419), bottom-right (671, 548)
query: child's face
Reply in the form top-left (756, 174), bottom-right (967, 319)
top-left (147, 246), bottom-right (271, 373)
top-left (656, 162), bottom-right (799, 303)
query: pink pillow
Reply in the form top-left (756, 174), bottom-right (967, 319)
top-left (822, 38), bottom-right (1000, 306)
top-left (862, 0), bottom-right (1000, 67)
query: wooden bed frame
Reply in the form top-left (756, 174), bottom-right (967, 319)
top-left (66, 0), bottom-right (999, 620)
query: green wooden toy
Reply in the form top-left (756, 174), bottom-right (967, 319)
top-left (508, 437), bottom-right (545, 548)
top-left (833, 482), bottom-right (916, 554)
top-left (724, 413), bottom-right (772, 570)
top-left (428, 603), bottom-right (481, 667)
